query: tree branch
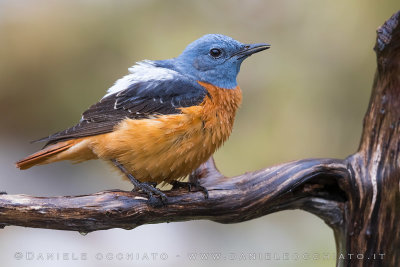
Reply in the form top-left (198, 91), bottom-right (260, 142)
top-left (0, 158), bottom-right (348, 233)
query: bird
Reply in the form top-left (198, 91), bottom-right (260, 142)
top-left (16, 34), bottom-right (270, 205)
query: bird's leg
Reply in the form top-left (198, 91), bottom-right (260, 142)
top-left (111, 159), bottom-right (167, 206)
top-left (171, 175), bottom-right (209, 199)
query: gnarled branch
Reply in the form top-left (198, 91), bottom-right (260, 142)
top-left (1, 10), bottom-right (400, 267)
top-left (0, 158), bottom-right (348, 232)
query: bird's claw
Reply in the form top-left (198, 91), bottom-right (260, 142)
top-left (111, 159), bottom-right (168, 207)
top-left (132, 182), bottom-right (168, 207)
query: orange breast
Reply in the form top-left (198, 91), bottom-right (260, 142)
top-left (88, 82), bottom-right (242, 183)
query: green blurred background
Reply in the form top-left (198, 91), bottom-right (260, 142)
top-left (0, 1), bottom-right (398, 266)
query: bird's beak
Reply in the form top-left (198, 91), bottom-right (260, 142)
top-left (235, 43), bottom-right (270, 60)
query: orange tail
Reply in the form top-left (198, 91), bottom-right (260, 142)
top-left (16, 141), bottom-right (75, 170)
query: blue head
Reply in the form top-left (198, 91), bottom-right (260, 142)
top-left (172, 34), bottom-right (270, 89)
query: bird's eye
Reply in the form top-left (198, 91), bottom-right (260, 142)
top-left (209, 48), bottom-right (222, 58)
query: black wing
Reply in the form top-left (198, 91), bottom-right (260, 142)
top-left (37, 75), bottom-right (207, 147)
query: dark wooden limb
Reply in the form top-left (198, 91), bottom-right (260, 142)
top-left (0, 158), bottom-right (348, 232)
top-left (1, 10), bottom-right (400, 267)
top-left (338, 11), bottom-right (400, 267)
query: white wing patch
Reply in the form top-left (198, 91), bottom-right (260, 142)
top-left (103, 60), bottom-right (178, 99)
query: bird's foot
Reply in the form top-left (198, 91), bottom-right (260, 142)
top-left (171, 180), bottom-right (209, 199)
top-left (111, 159), bottom-right (167, 207)
top-left (132, 182), bottom-right (168, 208)
top-left (0, 191), bottom-right (7, 195)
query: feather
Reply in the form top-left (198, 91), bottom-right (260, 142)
top-left (36, 65), bottom-right (207, 147)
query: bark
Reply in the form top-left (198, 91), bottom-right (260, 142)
top-left (1, 10), bottom-right (399, 267)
